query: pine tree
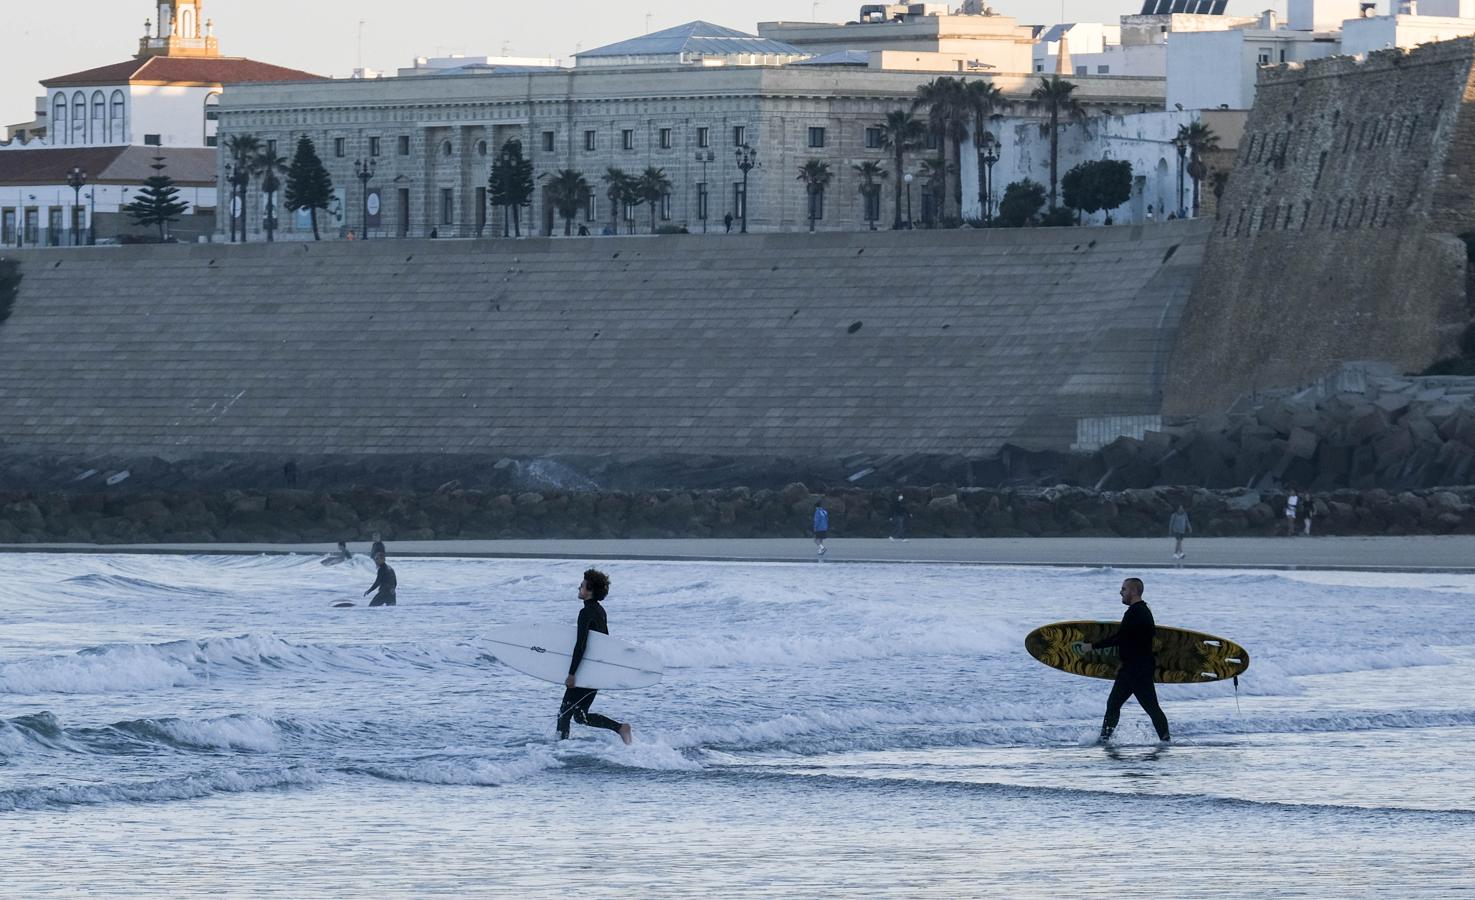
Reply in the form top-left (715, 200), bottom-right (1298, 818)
top-left (488, 139), bottom-right (534, 237)
top-left (285, 135), bottom-right (335, 240)
top-left (123, 157), bottom-right (189, 241)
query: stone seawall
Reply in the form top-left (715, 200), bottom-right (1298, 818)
top-left (0, 224), bottom-right (1206, 469)
top-left (5, 483), bottom-right (1475, 544)
top-left (1165, 39), bottom-right (1475, 415)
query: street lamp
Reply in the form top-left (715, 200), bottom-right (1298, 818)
top-left (903, 172), bottom-right (914, 229)
top-left (979, 136), bottom-right (999, 225)
top-left (355, 157), bottom-right (376, 238)
top-left (66, 166), bottom-right (87, 246)
top-left (695, 149), bottom-right (714, 233)
top-left (734, 143), bottom-right (758, 234)
top-left (1172, 134), bottom-right (1187, 220)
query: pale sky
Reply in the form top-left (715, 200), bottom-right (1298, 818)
top-left (2, 0), bottom-right (1308, 131)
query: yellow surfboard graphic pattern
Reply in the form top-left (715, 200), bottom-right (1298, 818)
top-left (1025, 620), bottom-right (1250, 684)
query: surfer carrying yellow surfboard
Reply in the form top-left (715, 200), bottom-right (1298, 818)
top-left (558, 569), bottom-right (634, 745)
top-left (1076, 578), bottom-right (1171, 744)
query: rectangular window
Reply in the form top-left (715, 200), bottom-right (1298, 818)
top-left (659, 128), bottom-right (672, 149)
top-left (1279, 48), bottom-right (1287, 63)
top-left (397, 135), bottom-right (410, 156)
top-left (809, 190), bottom-right (824, 222)
top-left (585, 193), bottom-right (596, 222)
top-left (1075, 65), bottom-right (1087, 76)
top-left (204, 108), bottom-right (219, 122)
top-left (864, 185), bottom-right (881, 223)
top-left (924, 132), bottom-right (939, 150)
top-left (697, 182), bottom-right (709, 222)
top-left (476, 187), bottom-right (487, 231)
top-left (733, 182), bottom-right (746, 220)
top-left (622, 129), bottom-right (634, 150)
top-left (205, 136), bottom-right (217, 147)
top-left (697, 126), bottom-right (710, 148)
top-left (584, 130), bottom-right (596, 151)
top-left (1035, 62), bottom-right (1044, 72)
top-left (441, 188), bottom-right (454, 226)
top-left (542, 130), bottom-right (555, 152)
top-left (660, 192), bottom-right (671, 221)
top-left (369, 136), bottom-right (381, 156)
top-left (733, 125), bottom-right (746, 147)
top-left (864, 127), bottom-right (881, 149)
top-left (1257, 47), bottom-right (1272, 65)
top-left (266, 139), bottom-right (277, 154)
top-left (808, 127), bottom-right (825, 149)
top-left (623, 201), bottom-right (636, 222)
top-left (143, 133), bottom-right (161, 146)
top-left (397, 187), bottom-right (410, 238)
top-left (334, 137), bottom-right (346, 157)
top-left (48, 207), bottom-right (63, 246)
top-left (1096, 64), bottom-right (1110, 74)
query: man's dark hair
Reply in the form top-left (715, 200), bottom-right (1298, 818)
top-left (583, 568), bottom-right (610, 602)
top-left (1124, 577), bottom-right (1144, 596)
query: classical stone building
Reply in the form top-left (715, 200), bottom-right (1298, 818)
top-left (214, 26), bottom-right (1165, 239)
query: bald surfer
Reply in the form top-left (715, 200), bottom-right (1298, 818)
top-left (1076, 577), bottom-right (1171, 744)
top-left (364, 552), bottom-right (397, 606)
top-left (558, 568), bottom-right (633, 744)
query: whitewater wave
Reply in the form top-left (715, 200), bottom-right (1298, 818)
top-left (648, 625), bottom-right (1018, 670)
top-left (1, 711), bottom-right (284, 758)
top-left (0, 765), bottom-right (323, 812)
top-left (353, 745), bottom-right (564, 786)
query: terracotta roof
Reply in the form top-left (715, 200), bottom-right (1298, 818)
top-left (43, 56), bottom-right (324, 88)
top-left (0, 146), bottom-right (217, 187)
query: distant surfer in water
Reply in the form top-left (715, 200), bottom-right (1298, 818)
top-left (1077, 577), bottom-right (1170, 744)
top-left (558, 568), bottom-right (633, 744)
top-left (364, 552), bottom-right (397, 606)
top-left (370, 532), bottom-right (386, 559)
top-left (321, 540), bottom-right (353, 566)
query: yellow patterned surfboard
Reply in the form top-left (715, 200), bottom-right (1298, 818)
top-left (1025, 620), bottom-right (1250, 684)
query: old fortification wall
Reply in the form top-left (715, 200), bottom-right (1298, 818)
top-left (1164, 39), bottom-right (1475, 415)
top-left (0, 223), bottom-right (1206, 480)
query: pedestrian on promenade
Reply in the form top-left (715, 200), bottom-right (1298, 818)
top-left (1169, 504), bottom-right (1191, 560)
top-left (723, 212), bottom-right (734, 233)
top-left (1302, 492), bottom-right (1314, 536)
top-left (1284, 488), bottom-right (1300, 536)
top-left (889, 493), bottom-right (909, 541)
top-left (813, 500), bottom-right (830, 557)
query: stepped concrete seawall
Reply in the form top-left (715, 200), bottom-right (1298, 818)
top-left (0, 223), bottom-right (1207, 474)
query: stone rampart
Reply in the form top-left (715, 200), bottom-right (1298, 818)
top-left (1164, 39), bottom-right (1475, 414)
top-left (0, 224), bottom-right (1206, 475)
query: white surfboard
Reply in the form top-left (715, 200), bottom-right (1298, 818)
top-left (485, 624), bottom-right (664, 690)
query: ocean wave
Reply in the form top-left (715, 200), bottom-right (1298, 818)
top-left (0, 766), bottom-right (323, 812)
top-left (110, 714), bottom-right (282, 752)
top-left (1, 711), bottom-right (284, 758)
top-left (648, 626), bottom-right (1017, 670)
top-left (60, 573), bottom-right (226, 596)
top-left (352, 745), bottom-right (563, 786)
top-left (0, 633), bottom-right (493, 695)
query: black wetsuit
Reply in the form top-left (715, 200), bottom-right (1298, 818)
top-left (366, 562), bottom-right (397, 606)
top-left (557, 599), bottom-right (624, 739)
top-left (1096, 600), bottom-right (1170, 741)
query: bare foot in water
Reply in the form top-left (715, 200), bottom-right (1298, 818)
top-left (619, 723), bottom-right (633, 745)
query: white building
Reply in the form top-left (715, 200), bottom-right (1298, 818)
top-left (758, 5), bottom-right (1037, 73)
top-left (1034, 9), bottom-right (1261, 79)
top-left (0, 0), bottom-right (320, 245)
top-left (1168, 0), bottom-right (1475, 110)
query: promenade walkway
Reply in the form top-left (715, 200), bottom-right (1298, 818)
top-left (6, 536), bottom-right (1475, 572)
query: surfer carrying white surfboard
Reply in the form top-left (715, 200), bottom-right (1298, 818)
top-left (558, 569), bottom-right (634, 745)
top-left (1076, 578), bottom-right (1171, 744)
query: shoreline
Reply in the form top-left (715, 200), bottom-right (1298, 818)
top-left (5, 535), bottom-right (1475, 572)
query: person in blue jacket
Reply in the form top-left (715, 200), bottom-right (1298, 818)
top-left (813, 499), bottom-right (830, 557)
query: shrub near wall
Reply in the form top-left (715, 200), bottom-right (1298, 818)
top-left (5, 484), bottom-right (1475, 545)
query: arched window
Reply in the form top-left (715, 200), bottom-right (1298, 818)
top-left (476, 140), bottom-right (487, 156)
top-left (71, 92), bottom-right (86, 144)
top-left (110, 91), bottom-right (126, 143)
top-left (52, 94), bottom-right (67, 144)
top-left (91, 91), bottom-right (105, 143)
top-left (441, 140), bottom-right (453, 157)
top-left (181, 7), bottom-right (195, 37)
top-left (203, 92), bottom-right (220, 145)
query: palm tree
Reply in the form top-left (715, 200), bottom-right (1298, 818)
top-left (1028, 75), bottom-right (1086, 210)
top-left (601, 167), bottom-right (632, 235)
top-left (878, 109), bottom-right (925, 230)
top-left (918, 157), bottom-right (949, 227)
top-left (913, 77), bottom-right (969, 221)
top-left (635, 166), bottom-right (672, 233)
top-left (964, 80), bottom-right (1007, 216)
top-left (795, 159), bottom-right (833, 232)
top-left (852, 160), bottom-right (888, 230)
top-left (224, 133), bottom-right (261, 242)
top-left (1177, 121), bottom-right (1221, 216)
top-left (545, 169), bottom-right (590, 236)
top-left (253, 146), bottom-right (288, 242)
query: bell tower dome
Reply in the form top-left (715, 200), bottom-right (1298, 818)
top-left (137, 0), bottom-right (221, 59)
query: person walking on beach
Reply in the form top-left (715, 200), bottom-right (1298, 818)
top-left (558, 569), bottom-right (633, 744)
top-left (364, 552), bottom-right (397, 606)
top-left (1284, 489), bottom-right (1300, 537)
top-left (1169, 505), bottom-right (1191, 560)
top-left (1076, 577), bottom-right (1170, 744)
top-left (813, 499), bottom-right (830, 557)
top-left (889, 493), bottom-right (909, 541)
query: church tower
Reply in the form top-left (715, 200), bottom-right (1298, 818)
top-left (137, 0), bottom-right (221, 59)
